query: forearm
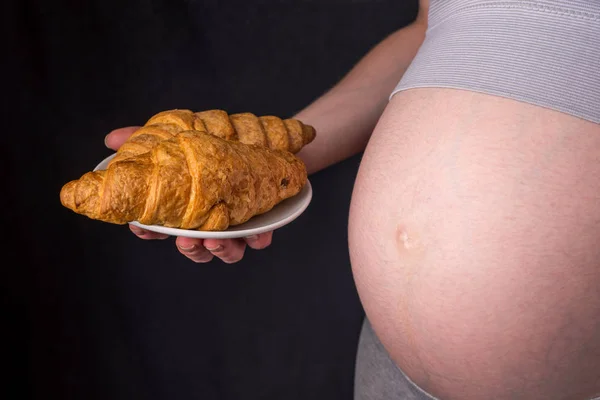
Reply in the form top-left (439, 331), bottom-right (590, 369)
top-left (293, 21), bottom-right (427, 175)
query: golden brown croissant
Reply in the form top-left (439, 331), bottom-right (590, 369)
top-left (108, 109), bottom-right (316, 166)
top-left (60, 130), bottom-right (307, 231)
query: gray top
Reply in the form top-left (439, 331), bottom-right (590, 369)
top-left (391, 0), bottom-right (600, 124)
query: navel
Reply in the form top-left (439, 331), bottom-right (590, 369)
top-left (396, 224), bottom-right (422, 252)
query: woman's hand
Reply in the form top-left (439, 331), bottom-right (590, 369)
top-left (104, 126), bottom-right (273, 263)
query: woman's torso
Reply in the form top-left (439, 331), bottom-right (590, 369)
top-left (348, 1), bottom-right (600, 398)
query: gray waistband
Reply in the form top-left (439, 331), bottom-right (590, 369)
top-left (391, 0), bottom-right (600, 124)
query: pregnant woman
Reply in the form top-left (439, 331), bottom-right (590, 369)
top-left (105, 1), bottom-right (600, 399)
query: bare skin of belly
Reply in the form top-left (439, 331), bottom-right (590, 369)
top-left (348, 88), bottom-right (600, 400)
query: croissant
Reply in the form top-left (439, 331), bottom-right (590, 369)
top-left (60, 130), bottom-right (307, 230)
top-left (108, 109), bottom-right (316, 167)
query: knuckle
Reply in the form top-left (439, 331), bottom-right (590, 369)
top-left (214, 249), bottom-right (235, 260)
top-left (256, 240), bottom-right (272, 250)
top-left (206, 244), bottom-right (225, 253)
top-left (220, 249), bottom-right (246, 264)
top-left (221, 255), bottom-right (243, 264)
top-left (177, 237), bottom-right (202, 248)
top-left (190, 254), bottom-right (214, 263)
top-left (247, 237), bottom-right (271, 250)
top-left (180, 247), bottom-right (213, 263)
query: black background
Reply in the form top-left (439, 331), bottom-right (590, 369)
top-left (4, 0), bottom-right (418, 399)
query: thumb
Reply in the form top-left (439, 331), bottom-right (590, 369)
top-left (104, 126), bottom-right (141, 150)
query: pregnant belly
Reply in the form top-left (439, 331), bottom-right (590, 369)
top-left (347, 88), bottom-right (600, 397)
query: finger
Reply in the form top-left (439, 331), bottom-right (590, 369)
top-left (244, 231), bottom-right (273, 250)
top-left (104, 126), bottom-right (142, 150)
top-left (176, 237), bottom-right (214, 263)
top-left (129, 224), bottom-right (169, 240)
top-left (203, 239), bottom-right (246, 264)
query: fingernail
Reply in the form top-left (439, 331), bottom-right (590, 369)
top-left (205, 244), bottom-right (224, 252)
top-left (178, 245), bottom-right (197, 253)
top-left (245, 235), bottom-right (259, 241)
top-left (104, 134), bottom-right (110, 148)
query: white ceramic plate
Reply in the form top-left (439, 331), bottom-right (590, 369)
top-left (94, 154), bottom-right (312, 239)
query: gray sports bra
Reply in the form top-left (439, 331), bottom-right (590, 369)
top-left (391, 0), bottom-right (600, 124)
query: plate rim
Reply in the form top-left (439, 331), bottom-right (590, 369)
top-left (94, 153), bottom-right (312, 239)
